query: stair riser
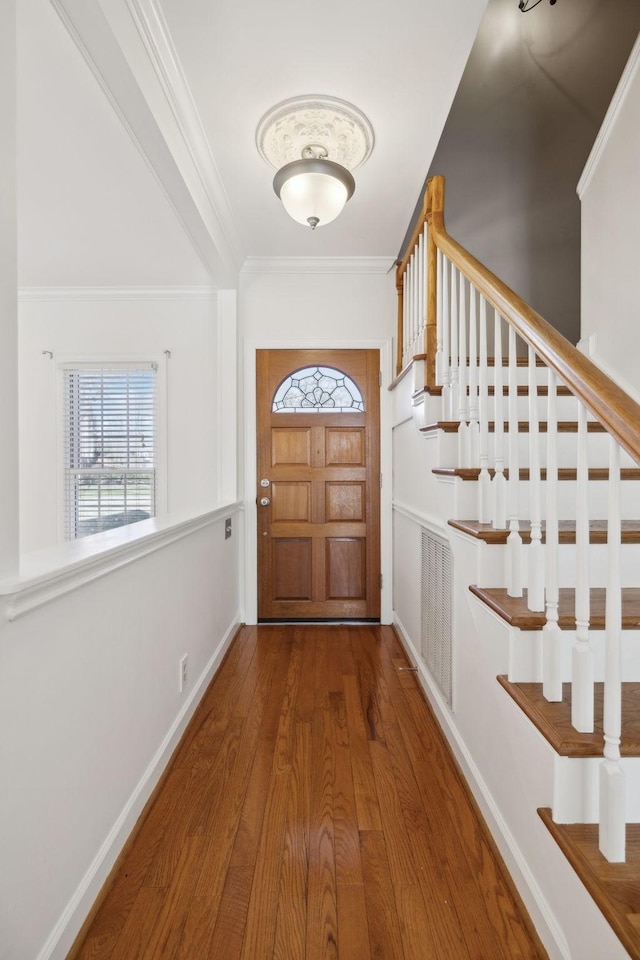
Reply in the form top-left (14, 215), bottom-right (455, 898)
top-left (474, 394), bottom-right (580, 422)
top-left (487, 431), bottom-right (630, 470)
top-left (443, 363), bottom-right (554, 397)
top-left (508, 628), bottom-right (640, 685)
top-left (553, 756), bottom-right (640, 823)
top-left (474, 542), bottom-right (640, 590)
top-left (447, 477), bottom-right (640, 523)
top-left (432, 428), bottom-right (634, 471)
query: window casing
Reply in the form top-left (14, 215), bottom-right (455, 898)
top-left (62, 363), bottom-right (158, 540)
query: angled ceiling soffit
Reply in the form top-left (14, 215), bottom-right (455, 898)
top-left (51, 0), bottom-right (243, 288)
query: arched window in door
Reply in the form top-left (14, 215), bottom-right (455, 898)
top-left (272, 366), bottom-right (364, 412)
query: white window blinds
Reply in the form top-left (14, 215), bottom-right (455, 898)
top-left (63, 364), bottom-right (157, 540)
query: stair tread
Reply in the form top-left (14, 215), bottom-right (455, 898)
top-left (450, 519), bottom-right (640, 544)
top-left (471, 586), bottom-right (640, 630)
top-left (482, 357), bottom-right (546, 366)
top-left (497, 677), bottom-right (640, 757)
top-left (539, 808), bottom-right (640, 960)
top-left (485, 385), bottom-right (573, 396)
top-left (432, 467), bottom-right (640, 481)
top-left (422, 420), bottom-right (606, 434)
top-left (412, 385), bottom-right (443, 398)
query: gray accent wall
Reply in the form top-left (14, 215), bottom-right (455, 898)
top-left (402, 0), bottom-right (640, 343)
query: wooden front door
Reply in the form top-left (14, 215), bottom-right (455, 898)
top-left (257, 349), bottom-right (381, 620)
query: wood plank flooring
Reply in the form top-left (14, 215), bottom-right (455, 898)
top-left (69, 624), bottom-right (548, 960)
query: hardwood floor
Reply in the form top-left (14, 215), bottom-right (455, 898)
top-left (69, 625), bottom-right (548, 960)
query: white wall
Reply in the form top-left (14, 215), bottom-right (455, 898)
top-left (240, 266), bottom-right (396, 342)
top-left (0, 510), bottom-right (241, 960)
top-left (0, 0), bottom-right (19, 577)
top-left (580, 37), bottom-right (640, 399)
top-left (19, 293), bottom-right (219, 552)
top-left (239, 263), bottom-right (396, 622)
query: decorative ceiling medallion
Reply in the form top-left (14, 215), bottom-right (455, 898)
top-left (256, 95), bottom-right (374, 171)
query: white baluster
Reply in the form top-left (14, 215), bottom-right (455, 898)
top-left (572, 401), bottom-right (594, 732)
top-left (436, 248), bottom-right (444, 385)
top-left (478, 295), bottom-right (491, 523)
top-left (422, 225), bottom-right (428, 350)
top-left (506, 326), bottom-right (523, 597)
top-left (458, 271), bottom-right (469, 466)
top-left (527, 347), bottom-right (544, 611)
top-left (599, 438), bottom-right (625, 862)
top-left (442, 257), bottom-right (451, 418)
top-left (468, 285), bottom-right (479, 468)
top-left (543, 368), bottom-right (562, 701)
top-left (492, 312), bottom-right (507, 529)
top-left (417, 235), bottom-right (424, 350)
top-left (450, 265), bottom-right (459, 428)
top-left (414, 246), bottom-right (420, 351)
top-left (408, 256), bottom-right (415, 354)
top-left (403, 272), bottom-right (408, 367)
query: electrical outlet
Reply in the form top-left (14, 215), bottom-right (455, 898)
top-left (179, 654), bottom-right (188, 692)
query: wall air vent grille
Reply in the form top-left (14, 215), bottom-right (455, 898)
top-left (420, 528), bottom-right (453, 707)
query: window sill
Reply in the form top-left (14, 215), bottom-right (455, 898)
top-left (0, 503), bottom-right (243, 621)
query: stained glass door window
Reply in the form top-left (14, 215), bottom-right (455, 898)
top-left (272, 366), bottom-right (364, 412)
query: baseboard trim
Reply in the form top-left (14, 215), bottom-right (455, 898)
top-left (392, 612), bottom-right (572, 960)
top-left (40, 615), bottom-right (243, 960)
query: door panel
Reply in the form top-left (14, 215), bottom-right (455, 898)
top-left (257, 349), bottom-right (380, 620)
top-left (325, 428), bottom-right (365, 465)
top-left (271, 428), bottom-right (311, 466)
top-left (325, 482), bottom-right (365, 522)
top-left (271, 482), bottom-right (311, 523)
top-left (272, 538), bottom-right (312, 599)
top-left (326, 538), bottom-right (366, 599)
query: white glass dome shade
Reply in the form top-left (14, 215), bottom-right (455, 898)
top-left (273, 158), bottom-right (355, 229)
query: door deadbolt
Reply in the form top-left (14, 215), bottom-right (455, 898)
top-left (260, 497), bottom-right (271, 506)
top-left (260, 478), bottom-right (270, 487)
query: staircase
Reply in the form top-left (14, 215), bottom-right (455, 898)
top-left (390, 176), bottom-right (640, 960)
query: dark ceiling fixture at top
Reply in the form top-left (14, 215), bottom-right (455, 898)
top-left (518, 0), bottom-right (556, 10)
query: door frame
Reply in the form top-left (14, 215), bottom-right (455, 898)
top-left (243, 337), bottom-right (393, 625)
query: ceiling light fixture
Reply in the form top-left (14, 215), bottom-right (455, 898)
top-left (273, 146), bottom-right (355, 230)
top-left (256, 96), bottom-right (374, 230)
top-left (518, 0), bottom-right (556, 10)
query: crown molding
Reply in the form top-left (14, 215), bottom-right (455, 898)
top-left (125, 0), bottom-right (245, 267)
top-left (578, 32), bottom-right (640, 199)
top-left (18, 286), bottom-right (218, 302)
top-left (241, 256), bottom-right (396, 276)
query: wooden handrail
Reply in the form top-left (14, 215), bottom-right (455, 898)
top-left (423, 175), bottom-right (640, 468)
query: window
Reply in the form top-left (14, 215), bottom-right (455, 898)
top-left (63, 364), bottom-right (157, 540)
top-left (272, 365), bottom-right (364, 412)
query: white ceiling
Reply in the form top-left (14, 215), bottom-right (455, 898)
top-left (155, 0), bottom-right (488, 260)
top-left (18, 0), bottom-right (489, 286)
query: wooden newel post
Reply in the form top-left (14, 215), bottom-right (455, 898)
top-left (425, 176), bottom-right (445, 392)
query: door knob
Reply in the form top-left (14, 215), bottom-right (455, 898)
top-left (260, 497), bottom-right (271, 506)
